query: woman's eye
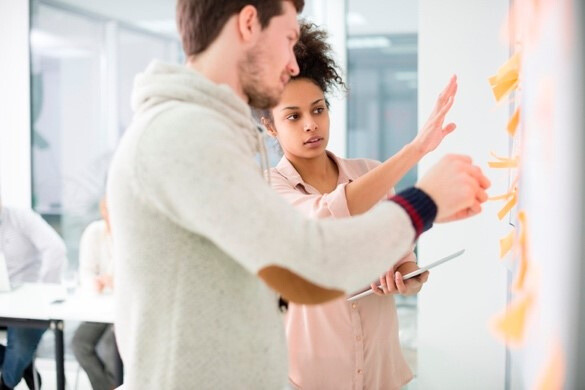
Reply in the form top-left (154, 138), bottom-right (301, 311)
top-left (286, 114), bottom-right (299, 121)
top-left (314, 107), bottom-right (325, 114)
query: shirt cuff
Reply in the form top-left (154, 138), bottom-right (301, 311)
top-left (389, 187), bottom-right (437, 239)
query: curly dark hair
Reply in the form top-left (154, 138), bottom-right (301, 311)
top-left (292, 21), bottom-right (346, 95)
top-left (253, 21), bottom-right (346, 125)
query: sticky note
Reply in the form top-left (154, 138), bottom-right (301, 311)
top-left (498, 192), bottom-right (518, 220)
top-left (508, 107), bottom-right (520, 136)
top-left (500, 230), bottom-right (515, 258)
top-left (513, 211), bottom-right (529, 291)
top-left (489, 53), bottom-right (521, 102)
top-left (536, 342), bottom-right (565, 390)
top-left (491, 292), bottom-right (534, 347)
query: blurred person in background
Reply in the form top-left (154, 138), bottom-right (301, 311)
top-left (72, 199), bottom-right (119, 390)
top-left (0, 198), bottom-right (66, 390)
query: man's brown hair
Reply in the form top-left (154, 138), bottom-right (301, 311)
top-left (177, 0), bottom-right (305, 57)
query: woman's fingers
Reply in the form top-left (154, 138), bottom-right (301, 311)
top-left (442, 122), bottom-right (457, 135)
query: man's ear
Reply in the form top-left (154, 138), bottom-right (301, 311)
top-left (237, 5), bottom-right (261, 44)
top-left (262, 117), bottom-right (277, 137)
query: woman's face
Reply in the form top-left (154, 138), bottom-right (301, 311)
top-left (267, 78), bottom-right (330, 160)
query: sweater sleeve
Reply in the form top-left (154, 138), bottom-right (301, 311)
top-left (136, 107), bottom-right (424, 302)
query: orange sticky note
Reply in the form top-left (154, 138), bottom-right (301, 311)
top-left (537, 342), bottom-right (566, 390)
top-left (507, 107), bottom-right (520, 136)
top-left (500, 231), bottom-right (515, 258)
top-left (491, 293), bottom-right (534, 347)
top-left (513, 211), bottom-right (529, 291)
top-left (489, 53), bottom-right (521, 102)
top-left (513, 253), bottom-right (530, 291)
top-left (498, 192), bottom-right (518, 220)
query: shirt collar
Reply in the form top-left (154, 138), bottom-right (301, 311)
top-left (274, 150), bottom-right (352, 191)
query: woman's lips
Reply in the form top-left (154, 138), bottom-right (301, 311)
top-left (304, 137), bottom-right (323, 147)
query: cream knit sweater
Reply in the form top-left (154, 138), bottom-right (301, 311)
top-left (107, 61), bottom-right (416, 389)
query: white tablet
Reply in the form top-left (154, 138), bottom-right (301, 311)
top-left (347, 249), bottom-right (465, 302)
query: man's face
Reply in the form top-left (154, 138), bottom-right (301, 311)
top-left (239, 1), bottom-right (300, 109)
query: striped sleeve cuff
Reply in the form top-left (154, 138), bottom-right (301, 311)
top-left (389, 187), bottom-right (437, 239)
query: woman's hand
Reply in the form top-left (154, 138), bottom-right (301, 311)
top-left (413, 75), bottom-right (458, 155)
top-left (94, 273), bottom-right (114, 293)
top-left (370, 266), bottom-right (429, 296)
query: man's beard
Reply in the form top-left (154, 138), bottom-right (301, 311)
top-left (239, 44), bottom-right (283, 110)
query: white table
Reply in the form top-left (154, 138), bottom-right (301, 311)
top-left (0, 283), bottom-right (117, 390)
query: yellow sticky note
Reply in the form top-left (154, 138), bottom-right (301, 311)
top-left (489, 192), bottom-right (514, 201)
top-left (489, 160), bottom-right (519, 168)
top-left (537, 342), bottom-right (566, 390)
top-left (500, 231), bottom-right (515, 258)
top-left (488, 151), bottom-right (519, 168)
top-left (498, 192), bottom-right (518, 220)
top-left (489, 53), bottom-right (521, 102)
top-left (491, 292), bottom-right (534, 347)
top-left (507, 107), bottom-right (520, 136)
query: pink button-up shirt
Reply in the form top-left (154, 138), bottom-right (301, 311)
top-left (270, 152), bottom-right (415, 390)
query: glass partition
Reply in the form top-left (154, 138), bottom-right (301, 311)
top-left (346, 0), bottom-right (419, 384)
top-left (30, 0), bottom-right (181, 269)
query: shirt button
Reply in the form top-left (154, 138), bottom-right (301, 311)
top-left (352, 303), bottom-right (357, 309)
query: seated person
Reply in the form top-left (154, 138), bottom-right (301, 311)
top-left (0, 200), bottom-right (67, 390)
top-left (72, 200), bottom-right (118, 390)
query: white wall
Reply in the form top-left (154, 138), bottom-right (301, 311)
top-left (0, 1), bottom-right (31, 207)
top-left (417, 1), bottom-right (510, 389)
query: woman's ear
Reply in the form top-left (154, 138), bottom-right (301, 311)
top-left (262, 117), bottom-right (277, 138)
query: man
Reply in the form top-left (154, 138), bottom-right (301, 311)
top-left (107, 0), bottom-right (490, 388)
top-left (0, 201), bottom-right (67, 390)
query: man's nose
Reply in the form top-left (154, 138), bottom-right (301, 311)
top-left (288, 54), bottom-right (300, 76)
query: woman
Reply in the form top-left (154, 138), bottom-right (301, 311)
top-left (258, 22), bottom-right (458, 389)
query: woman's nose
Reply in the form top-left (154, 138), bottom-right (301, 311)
top-left (303, 121), bottom-right (317, 132)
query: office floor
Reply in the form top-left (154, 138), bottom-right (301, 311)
top-left (11, 321), bottom-right (92, 390)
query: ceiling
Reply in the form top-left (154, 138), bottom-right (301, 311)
top-left (49, 0), bottom-right (418, 37)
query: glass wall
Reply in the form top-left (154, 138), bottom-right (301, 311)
top-left (346, 0), bottom-right (419, 382)
top-left (30, 0), bottom-right (181, 270)
top-left (347, 1), bottom-right (418, 191)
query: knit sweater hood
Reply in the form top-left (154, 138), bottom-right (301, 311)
top-left (131, 60), bottom-right (265, 166)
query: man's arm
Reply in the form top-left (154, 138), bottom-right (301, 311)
top-left (18, 209), bottom-right (67, 283)
top-left (134, 108), bottom-right (487, 303)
